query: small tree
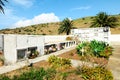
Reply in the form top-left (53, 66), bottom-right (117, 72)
top-left (58, 18), bottom-right (73, 35)
top-left (90, 12), bottom-right (118, 28)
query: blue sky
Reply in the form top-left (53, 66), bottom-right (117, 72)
top-left (0, 0), bottom-right (120, 29)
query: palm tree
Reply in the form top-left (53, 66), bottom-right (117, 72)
top-left (58, 18), bottom-right (73, 35)
top-left (0, 0), bottom-right (8, 13)
top-left (90, 12), bottom-right (118, 28)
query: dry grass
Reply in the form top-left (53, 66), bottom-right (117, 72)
top-left (0, 15), bottom-right (120, 35)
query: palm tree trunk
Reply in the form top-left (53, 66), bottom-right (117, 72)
top-left (66, 31), bottom-right (69, 35)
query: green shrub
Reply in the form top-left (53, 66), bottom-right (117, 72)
top-left (14, 68), bottom-right (46, 80)
top-left (76, 42), bottom-right (87, 56)
top-left (0, 75), bottom-right (10, 80)
top-left (100, 46), bottom-right (113, 59)
top-left (48, 55), bottom-right (58, 64)
top-left (59, 72), bottom-right (68, 80)
top-left (76, 40), bottom-right (113, 59)
top-left (44, 68), bottom-right (57, 80)
top-left (82, 18), bottom-right (85, 20)
top-left (75, 66), bottom-right (113, 80)
top-left (76, 42), bottom-right (91, 56)
top-left (48, 55), bottom-right (71, 69)
top-left (0, 68), bottom-right (57, 80)
top-left (89, 40), bottom-right (107, 56)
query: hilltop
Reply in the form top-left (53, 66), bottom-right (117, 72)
top-left (0, 15), bottom-right (120, 35)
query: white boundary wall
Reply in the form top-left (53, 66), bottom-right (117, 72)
top-left (0, 35), bottom-right (3, 51)
top-left (2, 34), bottom-right (75, 64)
top-left (44, 35), bottom-right (73, 43)
top-left (4, 35), bottom-right (17, 64)
top-left (3, 35), bottom-right (44, 64)
top-left (71, 27), bottom-right (110, 43)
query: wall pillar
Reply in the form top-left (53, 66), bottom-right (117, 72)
top-left (4, 35), bottom-right (17, 65)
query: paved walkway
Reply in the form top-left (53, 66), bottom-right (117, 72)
top-left (107, 44), bottom-right (120, 80)
top-left (0, 46), bottom-right (76, 74)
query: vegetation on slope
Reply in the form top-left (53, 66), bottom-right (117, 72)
top-left (0, 14), bottom-right (120, 35)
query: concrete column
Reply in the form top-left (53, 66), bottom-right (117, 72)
top-left (68, 42), bottom-right (70, 47)
top-left (65, 42), bottom-right (67, 48)
top-left (37, 36), bottom-right (45, 56)
top-left (4, 35), bottom-right (17, 64)
top-left (56, 43), bottom-right (60, 50)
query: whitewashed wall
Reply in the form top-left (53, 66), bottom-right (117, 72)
top-left (71, 27), bottom-right (110, 43)
top-left (0, 35), bottom-right (3, 51)
top-left (4, 35), bottom-right (17, 64)
top-left (3, 35), bottom-right (44, 64)
top-left (16, 35), bottom-right (28, 49)
top-left (3, 34), bottom-right (76, 64)
top-left (34, 36), bottom-right (44, 55)
top-left (44, 35), bottom-right (73, 43)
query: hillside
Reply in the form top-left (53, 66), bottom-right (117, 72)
top-left (0, 15), bottom-right (120, 35)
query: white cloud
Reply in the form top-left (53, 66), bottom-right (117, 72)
top-left (0, 8), bottom-right (25, 29)
top-left (13, 13), bottom-right (60, 28)
top-left (12, 0), bottom-right (33, 7)
top-left (71, 6), bottom-right (91, 11)
top-left (68, 17), bottom-right (72, 21)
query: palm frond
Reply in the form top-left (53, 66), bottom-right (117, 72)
top-left (0, 0), bottom-right (8, 14)
top-left (90, 12), bottom-right (118, 28)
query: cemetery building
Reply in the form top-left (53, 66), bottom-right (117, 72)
top-left (0, 27), bottom-right (111, 65)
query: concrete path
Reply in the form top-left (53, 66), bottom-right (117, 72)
top-left (107, 44), bottom-right (120, 80)
top-left (0, 46), bottom-right (76, 74)
top-left (71, 59), bottom-right (97, 67)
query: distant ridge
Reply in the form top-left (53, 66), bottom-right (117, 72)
top-left (0, 15), bottom-right (120, 35)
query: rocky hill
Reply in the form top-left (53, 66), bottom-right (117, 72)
top-left (0, 15), bottom-right (120, 35)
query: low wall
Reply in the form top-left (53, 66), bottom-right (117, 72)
top-left (44, 35), bottom-right (73, 43)
top-left (3, 35), bottom-right (75, 64)
top-left (71, 27), bottom-right (110, 43)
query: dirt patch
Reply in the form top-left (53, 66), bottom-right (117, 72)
top-left (58, 49), bottom-right (80, 60)
top-left (3, 66), bottom-right (30, 78)
top-left (58, 49), bottom-right (108, 66)
top-left (33, 60), bottom-right (49, 69)
top-left (66, 73), bottom-right (84, 80)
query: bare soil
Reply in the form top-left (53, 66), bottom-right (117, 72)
top-left (58, 49), bottom-right (108, 66)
